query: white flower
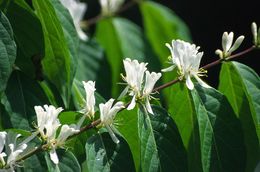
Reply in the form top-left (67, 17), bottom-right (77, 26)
top-left (215, 32), bottom-right (244, 59)
top-left (83, 81), bottom-right (96, 117)
top-left (120, 58), bottom-right (147, 106)
top-left (0, 133), bottom-right (27, 171)
top-left (120, 58), bottom-right (161, 113)
top-left (60, 0), bottom-right (88, 41)
top-left (99, 0), bottom-right (124, 16)
top-left (6, 134), bottom-right (27, 170)
top-left (34, 105), bottom-right (79, 164)
top-left (162, 39), bottom-right (210, 90)
top-left (0, 132), bottom-right (7, 167)
top-left (76, 81), bottom-right (96, 129)
top-left (99, 99), bottom-right (124, 144)
top-left (49, 125), bottom-right (79, 164)
top-left (142, 71), bottom-right (162, 114)
top-left (34, 105), bottom-right (63, 140)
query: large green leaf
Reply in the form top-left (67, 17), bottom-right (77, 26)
top-left (45, 149), bottom-right (81, 172)
top-left (85, 132), bottom-right (135, 172)
top-left (140, 1), bottom-right (191, 64)
top-left (75, 40), bottom-right (112, 99)
top-left (115, 108), bottom-right (140, 171)
top-left (168, 82), bottom-right (202, 172)
top-left (95, 17), bottom-right (147, 96)
top-left (0, 11), bottom-right (16, 95)
top-left (1, 0), bottom-right (44, 78)
top-left (192, 85), bottom-right (246, 172)
top-left (33, 0), bottom-right (77, 108)
top-left (138, 105), bottom-right (188, 172)
top-left (218, 61), bottom-right (260, 171)
top-left (1, 70), bottom-right (49, 130)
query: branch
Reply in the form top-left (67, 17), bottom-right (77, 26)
top-left (16, 45), bottom-right (256, 163)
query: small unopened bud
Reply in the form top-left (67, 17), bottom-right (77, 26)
top-left (229, 35), bottom-right (244, 53)
top-left (215, 49), bottom-right (223, 59)
top-left (252, 22), bottom-right (258, 45)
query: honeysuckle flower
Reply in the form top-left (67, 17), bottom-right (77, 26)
top-left (99, 0), bottom-right (124, 16)
top-left (142, 71), bottom-right (162, 114)
top-left (120, 58), bottom-right (147, 107)
top-left (99, 99), bottom-right (125, 144)
top-left (34, 105), bottom-right (79, 164)
top-left (120, 58), bottom-right (161, 113)
top-left (34, 105), bottom-right (63, 140)
top-left (0, 133), bottom-right (27, 171)
top-left (76, 81), bottom-right (96, 129)
top-left (49, 124), bottom-right (79, 164)
top-left (0, 132), bottom-right (7, 167)
top-left (60, 0), bottom-right (88, 41)
top-left (83, 81), bottom-right (96, 116)
top-left (162, 39), bottom-right (210, 90)
top-left (215, 32), bottom-right (244, 59)
top-left (251, 22), bottom-right (260, 47)
top-left (6, 134), bottom-right (27, 171)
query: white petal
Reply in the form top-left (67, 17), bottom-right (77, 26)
top-left (57, 125), bottom-right (79, 144)
top-left (185, 75), bottom-right (194, 90)
top-left (194, 75), bottom-right (211, 88)
top-left (252, 22), bottom-right (258, 44)
top-left (222, 32), bottom-right (234, 52)
top-left (161, 65), bottom-right (175, 72)
top-left (82, 80), bottom-right (96, 116)
top-left (127, 95), bottom-right (136, 110)
top-left (106, 125), bottom-right (119, 144)
top-left (228, 35), bottom-right (244, 53)
top-left (0, 131), bottom-right (7, 153)
top-left (118, 86), bottom-right (129, 100)
top-left (143, 71), bottom-right (161, 96)
top-left (145, 98), bottom-right (154, 115)
top-left (50, 149), bottom-right (59, 164)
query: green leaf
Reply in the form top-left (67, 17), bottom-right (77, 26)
top-left (218, 61), bottom-right (260, 171)
top-left (168, 82), bottom-right (202, 172)
top-left (116, 108), bottom-right (140, 170)
top-left (138, 105), bottom-right (188, 172)
top-left (75, 39), bottom-right (112, 99)
top-left (33, 0), bottom-right (77, 108)
top-left (2, 0), bottom-right (44, 78)
top-left (192, 85), bottom-right (246, 172)
top-left (140, 1), bottom-right (191, 64)
top-left (85, 132), bottom-right (135, 172)
top-left (45, 149), bottom-right (81, 172)
top-left (1, 70), bottom-right (49, 130)
top-left (0, 11), bottom-right (16, 95)
top-left (95, 17), bottom-right (147, 96)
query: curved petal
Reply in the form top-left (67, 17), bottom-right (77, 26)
top-left (194, 75), bottom-right (211, 88)
top-left (50, 148), bottom-right (59, 164)
top-left (106, 125), bottom-right (119, 144)
top-left (145, 98), bottom-right (154, 115)
top-left (185, 75), bottom-right (194, 90)
top-left (127, 95), bottom-right (136, 110)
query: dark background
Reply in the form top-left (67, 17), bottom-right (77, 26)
top-left (86, 0), bottom-right (259, 87)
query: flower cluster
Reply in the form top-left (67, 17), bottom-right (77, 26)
top-left (120, 58), bottom-right (162, 114)
top-left (215, 32), bottom-right (244, 59)
top-left (162, 40), bottom-right (210, 90)
top-left (0, 132), bottom-right (27, 172)
top-left (34, 105), bottom-right (79, 164)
